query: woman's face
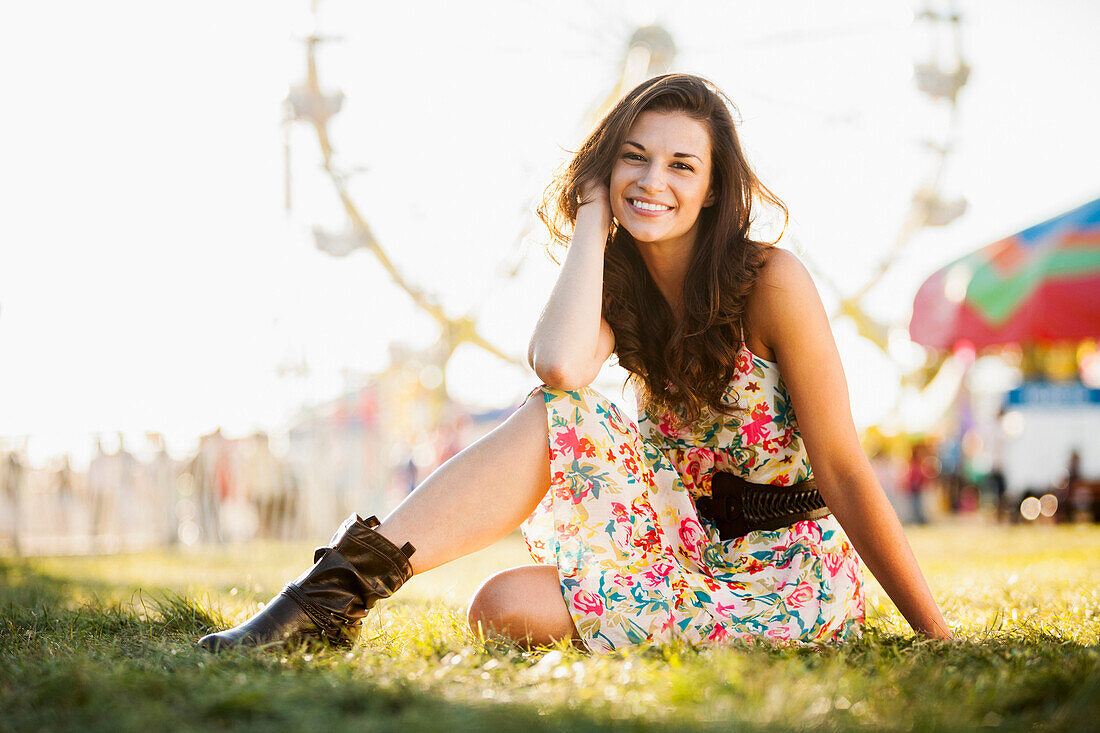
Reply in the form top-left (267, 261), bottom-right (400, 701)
top-left (609, 110), bottom-right (714, 250)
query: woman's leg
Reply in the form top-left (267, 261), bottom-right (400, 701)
top-left (199, 391), bottom-right (565, 652)
top-left (467, 565), bottom-right (582, 647)
top-left (374, 393), bottom-right (552, 574)
top-left (377, 393), bottom-right (581, 646)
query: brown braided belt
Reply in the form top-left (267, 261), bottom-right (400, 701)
top-left (693, 472), bottom-right (831, 541)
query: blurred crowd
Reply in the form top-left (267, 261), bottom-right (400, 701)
top-left (872, 438), bottom-right (1100, 526)
top-left (0, 432), bottom-right (303, 556)
top-left (0, 353), bottom-right (522, 557)
top-left (4, 421), bottom-right (1097, 556)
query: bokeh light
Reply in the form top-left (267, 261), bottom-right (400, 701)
top-left (1039, 494), bottom-right (1058, 518)
top-left (1020, 497), bottom-right (1041, 521)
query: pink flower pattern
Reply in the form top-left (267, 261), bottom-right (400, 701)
top-left (521, 345), bottom-right (865, 653)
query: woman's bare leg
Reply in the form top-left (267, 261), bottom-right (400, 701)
top-left (467, 565), bottom-right (582, 647)
top-left (196, 394), bottom-right (563, 653)
top-left (374, 393), bottom-right (551, 574)
top-left (374, 393), bottom-right (581, 646)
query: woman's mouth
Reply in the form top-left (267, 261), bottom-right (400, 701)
top-left (627, 198), bottom-right (674, 216)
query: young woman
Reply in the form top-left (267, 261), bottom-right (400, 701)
top-left (199, 73), bottom-right (952, 654)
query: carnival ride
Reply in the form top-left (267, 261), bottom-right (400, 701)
top-left (283, 2), bottom-right (975, 427)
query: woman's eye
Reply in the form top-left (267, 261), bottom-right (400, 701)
top-left (672, 162), bottom-right (694, 172)
top-left (623, 152), bottom-right (645, 162)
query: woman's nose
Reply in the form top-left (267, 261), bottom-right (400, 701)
top-left (637, 165), bottom-right (666, 192)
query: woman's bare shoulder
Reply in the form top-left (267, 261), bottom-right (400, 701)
top-left (749, 248), bottom-right (820, 315)
top-left (745, 247), bottom-right (823, 355)
top-left (756, 247), bottom-right (813, 291)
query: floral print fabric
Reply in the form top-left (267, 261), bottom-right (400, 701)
top-left (520, 346), bottom-right (865, 653)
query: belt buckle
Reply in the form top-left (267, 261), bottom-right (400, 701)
top-left (708, 472), bottom-right (750, 541)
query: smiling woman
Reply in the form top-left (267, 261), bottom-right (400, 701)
top-left (198, 73), bottom-right (951, 656)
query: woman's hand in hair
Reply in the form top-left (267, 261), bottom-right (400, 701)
top-left (576, 179), bottom-right (613, 236)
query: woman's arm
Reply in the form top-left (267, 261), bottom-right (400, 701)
top-left (528, 181), bottom-right (616, 390)
top-left (750, 249), bottom-right (953, 639)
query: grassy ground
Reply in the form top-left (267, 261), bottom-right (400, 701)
top-left (2, 525), bottom-right (1097, 731)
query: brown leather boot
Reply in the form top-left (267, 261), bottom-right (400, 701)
top-left (198, 514), bottom-right (415, 652)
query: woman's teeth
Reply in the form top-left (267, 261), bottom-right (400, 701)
top-left (630, 199), bottom-right (672, 212)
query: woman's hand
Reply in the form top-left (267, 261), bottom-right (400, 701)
top-left (576, 178), bottom-right (613, 235)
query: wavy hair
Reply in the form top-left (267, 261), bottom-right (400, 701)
top-left (539, 73), bottom-right (788, 423)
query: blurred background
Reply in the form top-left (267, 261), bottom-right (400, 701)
top-left (2, 0), bottom-right (1098, 556)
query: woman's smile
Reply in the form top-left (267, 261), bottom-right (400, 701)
top-left (627, 197), bottom-right (675, 216)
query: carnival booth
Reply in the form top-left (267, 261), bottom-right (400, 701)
top-left (909, 197), bottom-right (1100, 519)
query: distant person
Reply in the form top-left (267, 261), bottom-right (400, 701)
top-left (1065, 448), bottom-right (1099, 523)
top-left (904, 443), bottom-right (933, 525)
top-left (868, 443), bottom-right (905, 517)
top-left (1, 448), bottom-right (24, 556)
top-left (985, 461), bottom-right (1006, 522)
top-left (146, 437), bottom-right (180, 545)
top-left (402, 455), bottom-right (417, 498)
top-left (114, 434), bottom-right (138, 546)
top-left (86, 438), bottom-right (117, 549)
top-left (939, 437), bottom-right (963, 512)
top-left (200, 73), bottom-right (951, 654)
top-left (188, 430), bottom-right (226, 545)
top-left (53, 455), bottom-right (75, 537)
top-left (245, 433), bottom-right (292, 539)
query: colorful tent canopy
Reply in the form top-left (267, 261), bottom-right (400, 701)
top-left (909, 197), bottom-right (1100, 350)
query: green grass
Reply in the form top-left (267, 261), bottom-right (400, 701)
top-left (2, 526), bottom-right (1098, 731)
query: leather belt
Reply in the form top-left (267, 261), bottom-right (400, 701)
top-left (693, 472), bottom-right (831, 541)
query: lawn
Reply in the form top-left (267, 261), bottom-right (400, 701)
top-left (2, 525), bottom-right (1097, 731)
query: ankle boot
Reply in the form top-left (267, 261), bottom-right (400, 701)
top-left (198, 514), bottom-right (415, 652)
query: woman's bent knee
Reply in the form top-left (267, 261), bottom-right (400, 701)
top-left (467, 567), bottom-right (534, 634)
top-left (467, 566), bottom-right (579, 646)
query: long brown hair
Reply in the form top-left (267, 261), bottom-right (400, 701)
top-left (539, 73), bottom-right (788, 423)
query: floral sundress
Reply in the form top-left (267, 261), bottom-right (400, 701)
top-left (520, 345), bottom-right (865, 653)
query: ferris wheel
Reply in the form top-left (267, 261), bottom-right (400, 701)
top-left (282, 2), bottom-right (971, 405)
top-left (280, 5), bottom-right (684, 393)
